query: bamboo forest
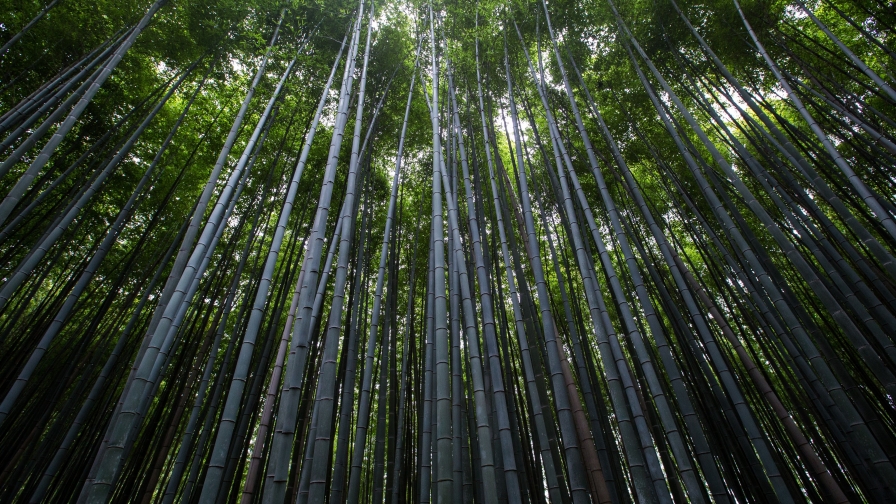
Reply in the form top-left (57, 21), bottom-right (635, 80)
top-left (2, 0), bottom-right (896, 501)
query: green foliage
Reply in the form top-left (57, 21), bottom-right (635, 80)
top-left (1, 0), bottom-right (895, 502)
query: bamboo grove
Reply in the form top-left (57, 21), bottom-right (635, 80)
top-left (0, 0), bottom-right (895, 501)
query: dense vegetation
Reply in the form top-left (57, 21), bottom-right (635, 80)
top-left (0, 0), bottom-right (895, 502)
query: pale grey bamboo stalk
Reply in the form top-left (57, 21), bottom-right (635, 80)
top-left (328, 195), bottom-right (371, 504)
top-left (346, 35), bottom-right (421, 504)
top-left (537, 5), bottom-right (727, 499)
top-left (83, 42), bottom-right (292, 503)
top-left (0, 61), bottom-right (194, 318)
top-left (0, 0), bottom-right (169, 228)
top-left (261, 11), bottom-right (363, 500)
top-left (389, 208), bottom-right (423, 504)
top-left (304, 4), bottom-right (373, 501)
top-left (197, 54), bottom-right (306, 503)
top-left (624, 4), bottom-right (895, 490)
top-left (423, 6), bottom-right (455, 503)
top-left (732, 0), bottom-right (896, 243)
top-left (0, 0), bottom-right (61, 57)
top-left (0, 119), bottom-right (171, 426)
top-left (237, 32), bottom-right (349, 504)
top-left (0, 31), bottom-right (126, 157)
top-left (162, 220), bottom-right (259, 504)
top-left (135, 9), bottom-right (286, 376)
top-left (794, 0), bottom-right (896, 103)
top-left (510, 20), bottom-right (654, 503)
top-left (469, 68), bottom-right (565, 504)
top-left (441, 66), bottom-right (522, 502)
top-left (0, 32), bottom-right (122, 134)
top-left (665, 0), bottom-right (896, 279)
top-left (27, 218), bottom-right (184, 504)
